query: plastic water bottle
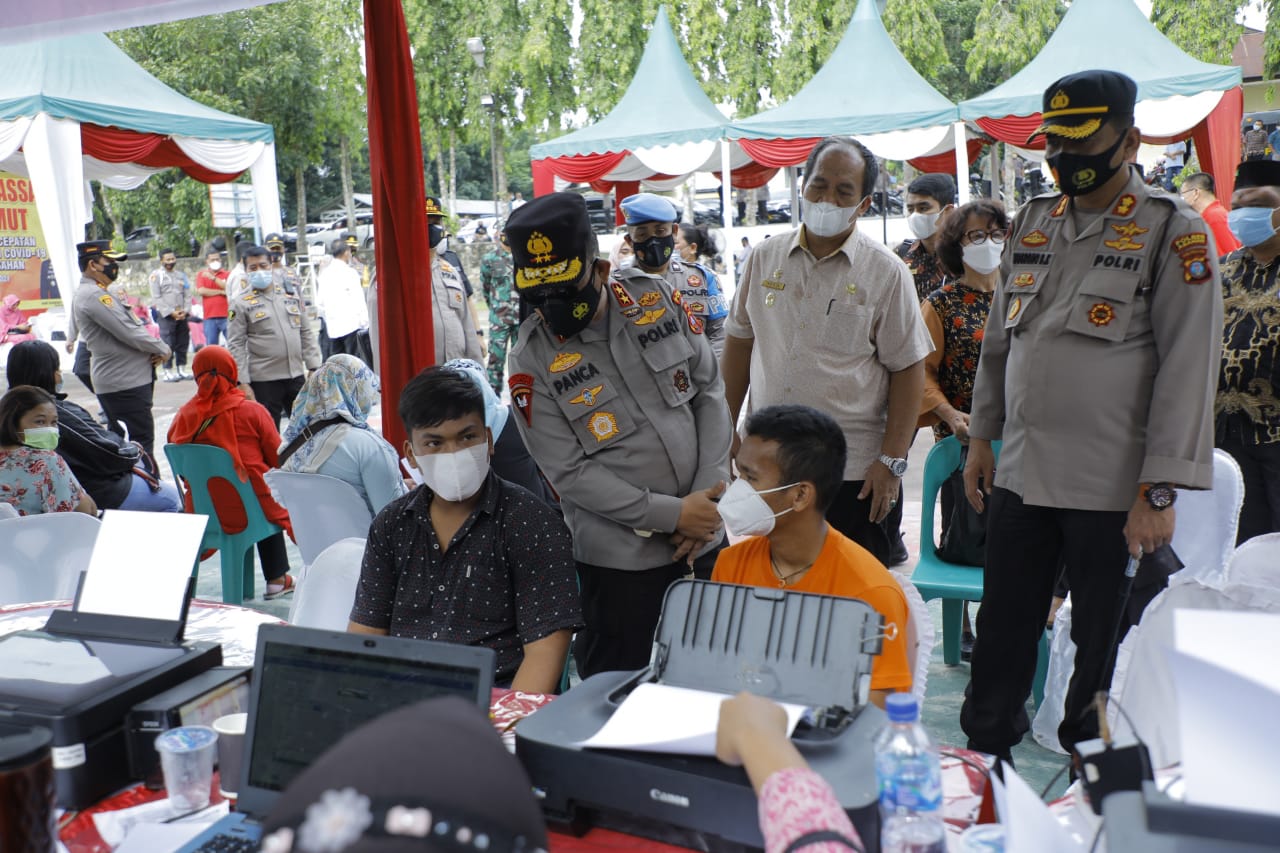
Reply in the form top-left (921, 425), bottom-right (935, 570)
top-left (875, 693), bottom-right (946, 853)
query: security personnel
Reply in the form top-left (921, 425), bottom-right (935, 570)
top-left (506, 192), bottom-right (732, 678)
top-left (264, 233), bottom-right (303, 296)
top-left (428, 205), bottom-right (483, 364)
top-left (620, 193), bottom-right (729, 353)
top-left (71, 240), bottom-right (171, 460)
top-left (226, 244), bottom-right (321, 427)
top-left (480, 225), bottom-right (518, 393)
top-left (149, 248), bottom-right (192, 381)
top-left (961, 71), bottom-right (1222, 760)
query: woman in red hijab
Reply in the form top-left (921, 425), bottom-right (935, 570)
top-left (168, 346), bottom-right (295, 598)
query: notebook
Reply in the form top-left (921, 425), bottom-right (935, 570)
top-left (176, 624), bottom-right (495, 852)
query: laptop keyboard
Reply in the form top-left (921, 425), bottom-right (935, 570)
top-left (191, 834), bottom-right (259, 853)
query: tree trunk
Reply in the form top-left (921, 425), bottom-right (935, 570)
top-left (295, 165), bottom-right (308, 249)
top-left (448, 131), bottom-right (458, 214)
top-left (988, 142), bottom-right (1000, 202)
top-left (434, 146), bottom-right (447, 201)
top-left (494, 122), bottom-right (507, 215)
top-left (1002, 144), bottom-right (1017, 213)
top-left (340, 136), bottom-right (357, 232)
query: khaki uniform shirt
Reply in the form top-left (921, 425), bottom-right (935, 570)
top-left (432, 253), bottom-right (482, 364)
top-left (148, 267), bottom-right (190, 318)
top-left (71, 275), bottom-right (170, 394)
top-left (648, 258), bottom-right (727, 349)
top-left (969, 170), bottom-right (1222, 510)
top-left (509, 268), bottom-right (732, 570)
top-left (226, 279), bottom-right (321, 384)
top-left (726, 227), bottom-right (933, 479)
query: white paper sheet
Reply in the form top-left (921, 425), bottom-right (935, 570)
top-left (992, 763), bottom-right (1073, 853)
top-left (93, 798), bottom-right (228, 848)
top-left (76, 510), bottom-right (209, 621)
top-left (577, 683), bottom-right (807, 756)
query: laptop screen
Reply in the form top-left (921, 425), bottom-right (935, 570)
top-left (243, 632), bottom-right (491, 798)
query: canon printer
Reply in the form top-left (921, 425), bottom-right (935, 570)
top-left (517, 580), bottom-right (890, 850)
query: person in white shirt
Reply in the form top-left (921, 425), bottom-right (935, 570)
top-left (317, 238), bottom-right (371, 364)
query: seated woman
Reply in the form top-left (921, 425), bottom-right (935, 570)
top-left (168, 346), bottom-right (295, 599)
top-left (0, 294), bottom-right (36, 344)
top-left (278, 354), bottom-right (406, 516)
top-left (0, 385), bottom-right (97, 516)
top-left (6, 340), bottom-right (181, 513)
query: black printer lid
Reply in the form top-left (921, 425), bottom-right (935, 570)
top-left (650, 581), bottom-right (883, 713)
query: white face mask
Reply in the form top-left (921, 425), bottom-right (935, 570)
top-left (907, 211), bottom-right (941, 240)
top-left (208, 260), bottom-right (222, 271)
top-left (414, 442), bottom-right (490, 502)
top-left (962, 240), bottom-right (1004, 275)
top-left (803, 200), bottom-right (860, 238)
top-left (716, 477), bottom-right (798, 538)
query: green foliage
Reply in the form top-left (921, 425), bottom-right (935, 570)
top-left (715, 0), bottom-right (778, 115)
top-left (574, 0), bottom-right (663, 119)
top-left (1151, 0), bottom-right (1245, 66)
top-left (882, 0), bottom-right (949, 85)
top-left (774, 0), bottom-right (858, 101)
top-left (965, 0), bottom-right (1065, 85)
top-left (929, 0), bottom-right (995, 101)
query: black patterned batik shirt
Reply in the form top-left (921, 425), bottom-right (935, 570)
top-left (1217, 248), bottom-right (1280, 445)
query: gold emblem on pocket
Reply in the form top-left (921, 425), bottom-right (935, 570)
top-left (588, 412), bottom-right (619, 442)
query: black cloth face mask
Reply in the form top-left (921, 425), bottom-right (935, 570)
top-left (1046, 131), bottom-right (1128, 197)
top-left (633, 234), bottom-right (675, 269)
top-left (101, 261), bottom-right (120, 282)
top-left (428, 223), bottom-right (444, 248)
top-left (538, 279), bottom-right (601, 339)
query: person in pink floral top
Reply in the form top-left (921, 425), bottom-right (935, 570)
top-left (0, 385), bottom-right (96, 517)
top-left (718, 692), bottom-right (864, 852)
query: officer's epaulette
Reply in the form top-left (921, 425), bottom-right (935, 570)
top-left (439, 259), bottom-right (455, 273)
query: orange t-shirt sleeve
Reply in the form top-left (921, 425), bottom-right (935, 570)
top-left (859, 582), bottom-right (913, 692)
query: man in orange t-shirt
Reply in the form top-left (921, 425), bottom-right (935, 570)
top-left (711, 405), bottom-right (912, 705)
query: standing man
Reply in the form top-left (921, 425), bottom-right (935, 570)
top-left (506, 193), bottom-right (731, 678)
top-left (1215, 159), bottom-right (1280, 544)
top-left (618, 193), bottom-right (729, 354)
top-left (265, 233), bottom-right (302, 295)
top-left (895, 173), bottom-right (956, 301)
top-left (428, 210), bottom-right (484, 365)
top-left (1161, 139), bottom-right (1187, 192)
top-left (72, 240), bottom-right (170, 459)
top-left (226, 245), bottom-right (321, 427)
top-left (721, 136), bottom-right (932, 568)
top-left (196, 248), bottom-right (229, 346)
top-left (961, 71), bottom-right (1221, 761)
top-left (1178, 172), bottom-right (1242, 256)
top-left (150, 248), bottom-right (192, 381)
top-left (318, 238), bottom-right (371, 361)
top-left (1244, 118), bottom-right (1269, 162)
top-left (480, 225), bottom-right (519, 393)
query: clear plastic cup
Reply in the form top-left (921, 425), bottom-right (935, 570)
top-left (154, 726), bottom-right (218, 813)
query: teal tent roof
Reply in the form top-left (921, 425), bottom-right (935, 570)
top-left (0, 33), bottom-right (274, 143)
top-left (959, 0), bottom-right (1241, 120)
top-left (529, 6), bottom-right (727, 160)
top-left (729, 0), bottom-right (958, 140)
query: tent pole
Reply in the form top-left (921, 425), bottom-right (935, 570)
top-left (953, 121), bottom-right (970, 206)
top-left (721, 138), bottom-right (736, 292)
top-left (789, 165), bottom-right (800, 227)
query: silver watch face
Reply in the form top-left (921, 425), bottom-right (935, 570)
top-left (882, 456), bottom-right (907, 476)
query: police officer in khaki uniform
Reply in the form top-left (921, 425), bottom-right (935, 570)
top-left (961, 71), bottom-right (1222, 759)
top-left (71, 240), bottom-right (171, 460)
top-left (149, 248), bottom-right (192, 381)
top-left (506, 192), bottom-right (732, 678)
top-left (427, 205), bottom-right (483, 364)
top-left (226, 244), bottom-right (321, 428)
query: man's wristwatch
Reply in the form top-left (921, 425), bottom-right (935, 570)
top-left (878, 454), bottom-right (908, 477)
top-left (1141, 483), bottom-right (1176, 511)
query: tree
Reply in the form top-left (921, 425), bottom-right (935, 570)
top-left (574, 0), bottom-right (664, 119)
top-left (773, 0), bottom-right (859, 101)
top-left (882, 0), bottom-right (950, 88)
top-left (1151, 1), bottom-right (1245, 66)
top-left (715, 0), bottom-right (781, 115)
top-left (964, 0), bottom-right (1065, 85)
top-left (930, 0), bottom-right (995, 101)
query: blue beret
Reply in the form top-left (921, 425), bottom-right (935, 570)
top-left (620, 193), bottom-right (678, 225)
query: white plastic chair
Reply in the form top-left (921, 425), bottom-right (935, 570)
top-left (288, 537), bottom-right (366, 630)
top-left (0, 513), bottom-right (101, 606)
top-left (264, 471), bottom-right (374, 567)
top-left (889, 570), bottom-right (935, 700)
top-left (1168, 448), bottom-right (1243, 588)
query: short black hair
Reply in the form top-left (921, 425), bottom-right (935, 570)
top-left (0, 385), bottom-right (55, 446)
top-left (1182, 171), bottom-right (1214, 194)
top-left (935, 198), bottom-right (1010, 278)
top-left (678, 223), bottom-right (715, 261)
top-left (398, 366), bottom-right (484, 435)
top-left (906, 173), bottom-right (956, 207)
top-left (235, 240), bottom-right (255, 262)
top-left (6, 340), bottom-right (60, 394)
top-left (241, 245), bottom-right (270, 264)
top-left (803, 136), bottom-right (879, 200)
top-left (160, 248), bottom-right (176, 258)
top-left (744, 404), bottom-right (846, 512)
top-left (330, 238), bottom-right (350, 257)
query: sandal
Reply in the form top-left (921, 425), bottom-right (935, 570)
top-left (264, 573), bottom-right (296, 600)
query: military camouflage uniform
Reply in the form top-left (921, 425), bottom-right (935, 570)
top-left (480, 244), bottom-right (519, 392)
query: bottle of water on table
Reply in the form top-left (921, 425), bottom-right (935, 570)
top-left (875, 693), bottom-right (946, 853)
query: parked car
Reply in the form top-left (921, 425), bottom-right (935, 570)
top-left (124, 226), bottom-right (199, 259)
top-left (281, 223), bottom-right (328, 253)
top-left (124, 226), bottom-right (156, 259)
top-left (310, 211), bottom-right (374, 252)
top-left (456, 216), bottom-right (499, 243)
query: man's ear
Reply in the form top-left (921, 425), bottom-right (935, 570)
top-left (941, 203), bottom-right (955, 217)
top-left (486, 427), bottom-right (495, 457)
top-left (794, 482), bottom-right (817, 513)
top-left (403, 440), bottom-right (418, 469)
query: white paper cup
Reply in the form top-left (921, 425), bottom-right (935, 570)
top-left (212, 713), bottom-right (248, 798)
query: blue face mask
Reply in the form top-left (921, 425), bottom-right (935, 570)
top-left (248, 270), bottom-right (273, 291)
top-left (1227, 206), bottom-right (1279, 248)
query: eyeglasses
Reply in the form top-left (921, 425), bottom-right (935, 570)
top-left (964, 228), bottom-right (1008, 245)
top-left (1180, 189), bottom-right (1199, 200)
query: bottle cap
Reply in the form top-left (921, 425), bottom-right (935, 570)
top-left (885, 693), bottom-right (919, 723)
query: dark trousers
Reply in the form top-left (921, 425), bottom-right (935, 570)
top-left (257, 532), bottom-right (290, 582)
top-left (250, 375), bottom-right (306, 429)
top-left (1217, 429), bottom-right (1280, 544)
top-left (330, 329), bottom-right (372, 365)
top-left (825, 479), bottom-right (904, 567)
top-left (318, 318), bottom-right (332, 361)
top-left (960, 488), bottom-right (1131, 756)
top-left (575, 544), bottom-right (721, 679)
top-left (158, 316), bottom-right (190, 369)
top-left (73, 342), bottom-right (94, 393)
top-left (99, 382), bottom-right (156, 461)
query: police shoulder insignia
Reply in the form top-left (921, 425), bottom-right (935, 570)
top-left (1111, 194), bottom-right (1137, 217)
top-left (1172, 231), bottom-right (1212, 284)
top-left (587, 412), bottom-right (619, 442)
top-left (98, 294), bottom-right (114, 307)
top-left (609, 280), bottom-right (635, 307)
top-left (1088, 302), bottom-right (1115, 327)
top-left (676, 294), bottom-right (703, 334)
top-left (1050, 197), bottom-right (1069, 218)
top-left (672, 369), bottom-right (690, 394)
top-left (508, 373), bottom-right (534, 426)
top-left (548, 352), bottom-right (582, 373)
top-left (638, 291), bottom-right (662, 307)
top-left (633, 307), bottom-right (667, 326)
top-left (1021, 230), bottom-right (1049, 248)
top-left (570, 384), bottom-right (604, 407)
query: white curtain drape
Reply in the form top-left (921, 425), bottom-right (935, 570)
top-left (248, 141), bottom-right (283, 238)
top-left (1135, 90), bottom-right (1223, 139)
top-left (632, 140), bottom-right (718, 176)
top-left (0, 117), bottom-right (33, 162)
top-left (24, 115), bottom-right (86, 317)
top-left (174, 136), bottom-right (266, 174)
top-left (83, 156), bottom-right (165, 190)
top-left (854, 123), bottom-right (954, 161)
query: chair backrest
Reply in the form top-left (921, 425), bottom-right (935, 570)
top-left (0, 513), bottom-right (101, 606)
top-left (919, 436), bottom-right (1002, 562)
top-left (164, 443), bottom-right (271, 541)
top-left (889, 570), bottom-right (935, 700)
top-left (264, 471), bottom-right (374, 566)
top-left (1169, 448), bottom-right (1244, 588)
top-left (288, 537), bottom-right (366, 630)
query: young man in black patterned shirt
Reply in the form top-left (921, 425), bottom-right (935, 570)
top-left (348, 366), bottom-right (581, 692)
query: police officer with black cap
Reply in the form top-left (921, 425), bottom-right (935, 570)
top-left (425, 196), bottom-right (483, 363)
top-left (961, 70), bottom-right (1222, 760)
top-left (506, 192), bottom-right (732, 678)
top-left (71, 240), bottom-right (171, 460)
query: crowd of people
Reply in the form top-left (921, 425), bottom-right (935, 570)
top-left (4, 66), bottom-right (1279, 849)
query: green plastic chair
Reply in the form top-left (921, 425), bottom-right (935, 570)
top-left (910, 436), bottom-right (1050, 707)
top-left (165, 443), bottom-right (284, 605)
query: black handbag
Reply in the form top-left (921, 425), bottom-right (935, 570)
top-left (937, 447), bottom-right (988, 566)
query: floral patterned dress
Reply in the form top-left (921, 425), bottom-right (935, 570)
top-left (0, 446), bottom-right (88, 515)
top-left (920, 281), bottom-right (993, 440)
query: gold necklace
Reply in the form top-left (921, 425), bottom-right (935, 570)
top-left (771, 556), bottom-right (813, 588)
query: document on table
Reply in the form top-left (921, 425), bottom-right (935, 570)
top-left (577, 682), bottom-right (807, 756)
top-left (991, 763), bottom-right (1073, 853)
top-left (76, 510), bottom-right (208, 621)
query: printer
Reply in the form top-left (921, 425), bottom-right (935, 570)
top-left (517, 580), bottom-right (889, 850)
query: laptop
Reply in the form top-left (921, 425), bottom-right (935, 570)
top-left (177, 624), bottom-right (495, 852)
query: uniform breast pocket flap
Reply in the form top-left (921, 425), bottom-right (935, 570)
top-left (554, 377), bottom-right (620, 421)
top-left (819, 301), bottom-right (872, 354)
top-left (570, 403), bottom-right (637, 456)
top-left (1065, 273), bottom-right (1143, 343)
top-left (248, 309), bottom-right (272, 324)
top-left (284, 301), bottom-right (301, 315)
top-left (637, 326), bottom-right (695, 372)
top-left (1005, 269), bottom-right (1045, 295)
